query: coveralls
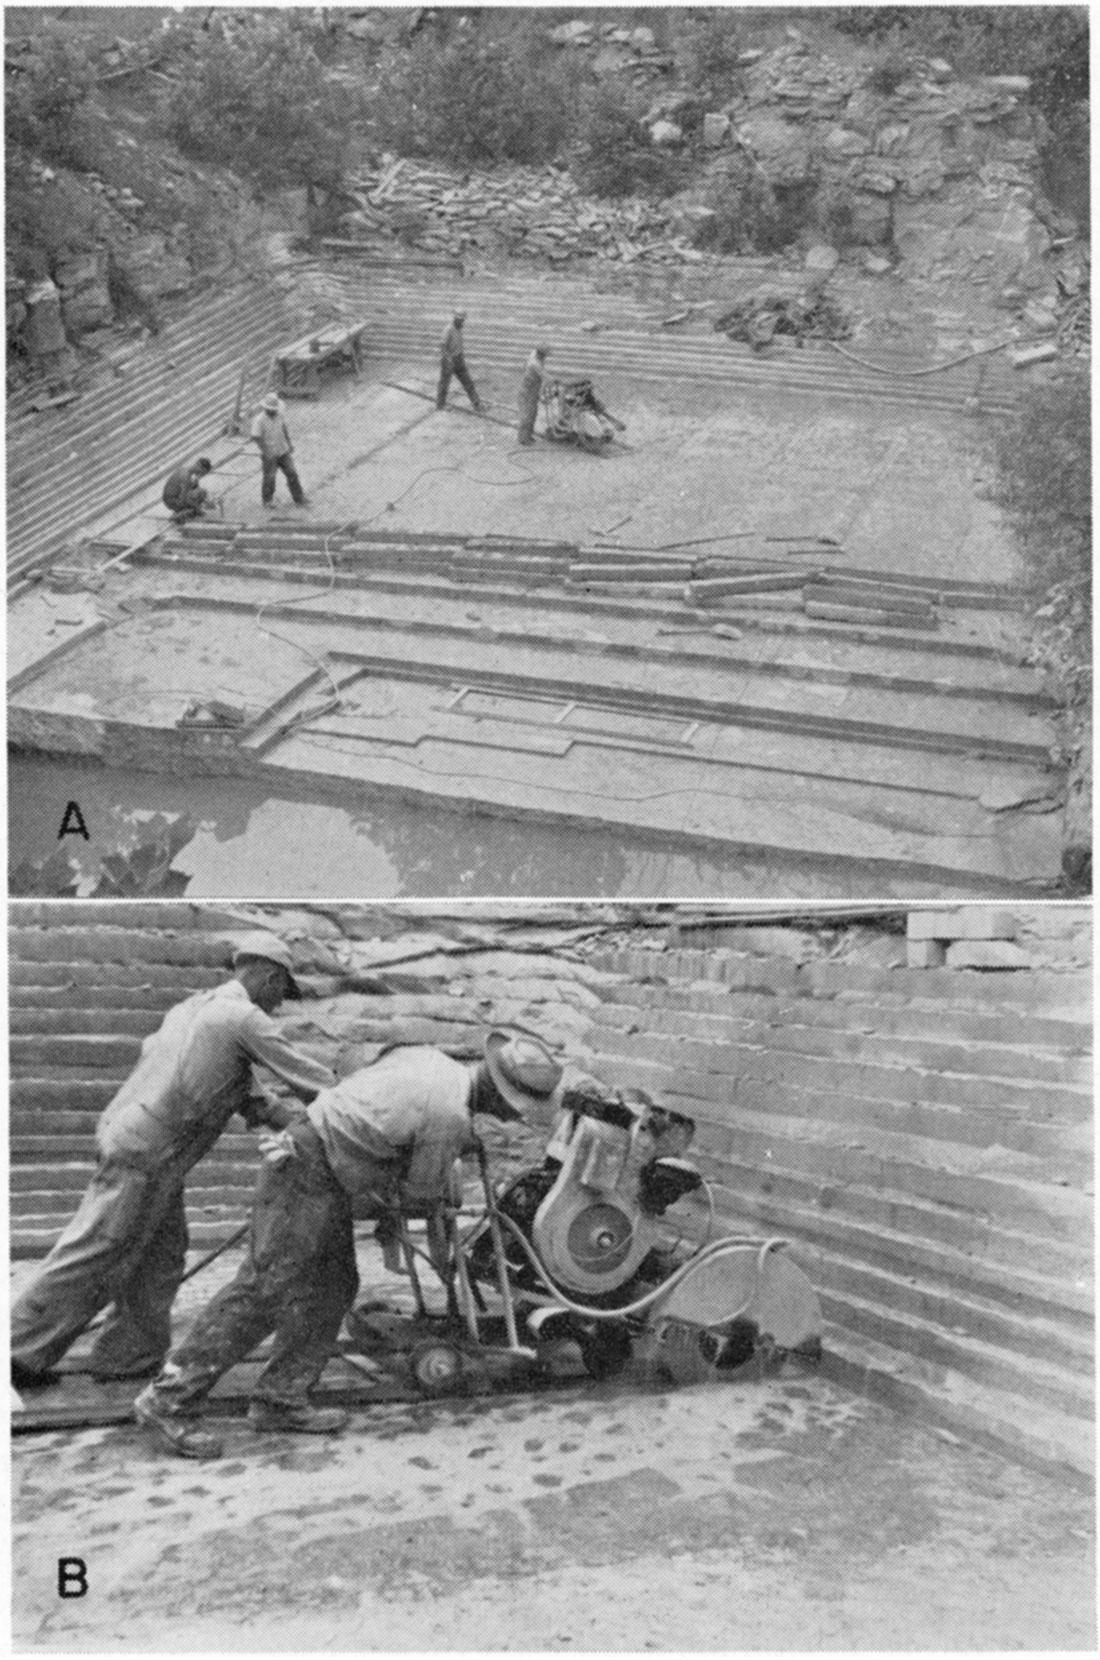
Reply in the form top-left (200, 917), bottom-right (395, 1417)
top-left (162, 465), bottom-right (211, 522)
top-left (517, 352), bottom-right (545, 444)
top-left (144, 1046), bottom-right (476, 1413)
top-left (436, 322), bottom-right (481, 411)
top-left (11, 981), bottom-right (334, 1379)
top-left (250, 404), bottom-right (306, 506)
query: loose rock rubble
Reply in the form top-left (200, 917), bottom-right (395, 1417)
top-left (713, 278), bottom-right (852, 346)
top-left (342, 158), bottom-right (700, 268)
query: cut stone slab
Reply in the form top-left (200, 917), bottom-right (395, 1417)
top-left (907, 939), bottom-right (948, 969)
top-left (1010, 341), bottom-right (1059, 368)
top-left (945, 940), bottom-right (1035, 970)
top-left (909, 908), bottom-right (1020, 942)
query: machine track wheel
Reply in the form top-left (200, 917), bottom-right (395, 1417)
top-left (577, 1321), bottom-right (633, 1381)
top-left (409, 1339), bottom-right (465, 1397)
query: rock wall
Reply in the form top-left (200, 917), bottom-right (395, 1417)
top-left (716, 37), bottom-right (1062, 291)
top-left (7, 148), bottom-right (307, 378)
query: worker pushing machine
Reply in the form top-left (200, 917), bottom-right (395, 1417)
top-left (517, 344), bottom-right (550, 444)
top-left (11, 934), bottom-right (334, 1391)
top-left (250, 392), bottom-right (307, 508)
top-left (134, 1032), bottom-right (564, 1458)
top-left (436, 312), bottom-right (482, 412)
top-left (162, 456), bottom-right (214, 523)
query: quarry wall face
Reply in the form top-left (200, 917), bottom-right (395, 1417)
top-left (8, 901), bottom-right (1092, 1474)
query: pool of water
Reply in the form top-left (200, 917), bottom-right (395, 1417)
top-left (8, 754), bottom-right (856, 899)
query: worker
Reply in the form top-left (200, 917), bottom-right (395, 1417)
top-left (162, 457), bottom-right (214, 523)
top-left (134, 1031), bottom-right (564, 1457)
top-left (250, 392), bottom-right (307, 508)
top-left (436, 312), bottom-right (482, 412)
top-left (11, 934), bottom-right (335, 1391)
top-left (517, 344), bottom-right (550, 445)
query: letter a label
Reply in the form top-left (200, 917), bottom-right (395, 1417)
top-left (58, 801), bottom-right (90, 842)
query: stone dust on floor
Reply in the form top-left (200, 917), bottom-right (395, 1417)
top-left (13, 1365), bottom-right (1095, 1652)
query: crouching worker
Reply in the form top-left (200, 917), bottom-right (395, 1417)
top-left (134, 1030), bottom-right (564, 1458)
top-left (163, 457), bottom-right (214, 523)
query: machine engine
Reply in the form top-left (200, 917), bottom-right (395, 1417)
top-left (471, 1081), bottom-right (703, 1305)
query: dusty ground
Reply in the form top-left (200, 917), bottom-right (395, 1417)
top-left (13, 1363), bottom-right (1094, 1652)
top-left (206, 360), bottom-right (1012, 586)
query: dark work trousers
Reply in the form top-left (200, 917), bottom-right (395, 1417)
top-left (150, 1121), bottom-right (357, 1413)
top-left (261, 452), bottom-right (305, 506)
top-left (11, 1157), bottom-right (189, 1378)
top-left (437, 354), bottom-right (480, 410)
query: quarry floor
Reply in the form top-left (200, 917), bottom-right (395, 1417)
top-left (13, 1365), bottom-right (1094, 1652)
top-left (10, 318), bottom-right (1039, 899)
top-left (173, 360), bottom-right (1012, 579)
top-left (11, 1245), bottom-right (1096, 1654)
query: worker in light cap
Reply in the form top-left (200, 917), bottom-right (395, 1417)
top-left (135, 1031), bottom-right (564, 1457)
top-left (11, 933), bottom-right (334, 1391)
top-left (250, 391), bottom-right (307, 507)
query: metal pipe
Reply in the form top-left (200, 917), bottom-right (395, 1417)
top-left (450, 1225), bottom-right (482, 1345)
top-left (476, 1142), bottom-right (522, 1352)
top-left (399, 1220), bottom-right (428, 1318)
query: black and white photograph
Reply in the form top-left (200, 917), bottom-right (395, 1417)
top-left (5, 3), bottom-right (1091, 900)
top-left (6, 4), bottom-right (1095, 1656)
top-left (9, 898), bottom-right (1094, 1648)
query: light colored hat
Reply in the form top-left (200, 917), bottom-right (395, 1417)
top-left (232, 931), bottom-right (301, 999)
top-left (484, 1030), bottom-right (563, 1120)
top-left (262, 393), bottom-right (280, 413)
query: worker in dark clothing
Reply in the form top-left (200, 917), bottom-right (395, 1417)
top-left (11, 934), bottom-right (334, 1391)
top-left (436, 312), bottom-right (482, 412)
top-left (162, 457), bottom-right (214, 522)
top-left (250, 393), bottom-right (307, 508)
top-left (134, 1031), bottom-right (564, 1457)
top-left (518, 345), bottom-right (549, 444)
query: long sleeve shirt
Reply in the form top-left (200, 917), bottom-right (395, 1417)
top-left (307, 1046), bottom-right (476, 1216)
top-left (97, 980), bottom-right (335, 1172)
top-left (440, 322), bottom-right (466, 367)
top-left (250, 408), bottom-right (294, 460)
top-left (519, 354), bottom-right (545, 412)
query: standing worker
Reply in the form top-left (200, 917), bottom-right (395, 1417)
top-left (250, 392), bottom-right (307, 509)
top-left (517, 345), bottom-right (550, 445)
top-left (134, 1031), bottom-right (564, 1457)
top-left (162, 457), bottom-right (214, 523)
top-left (436, 312), bottom-right (482, 412)
top-left (11, 934), bottom-right (335, 1390)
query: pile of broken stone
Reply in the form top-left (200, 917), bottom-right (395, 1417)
top-left (342, 30), bottom-right (1083, 354)
top-left (344, 155), bottom-right (699, 267)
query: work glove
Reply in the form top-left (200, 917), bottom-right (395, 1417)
top-left (258, 1128), bottom-right (299, 1167)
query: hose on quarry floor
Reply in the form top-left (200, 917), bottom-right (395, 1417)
top-left (251, 457), bottom-right (538, 726)
top-left (823, 337), bottom-right (1011, 378)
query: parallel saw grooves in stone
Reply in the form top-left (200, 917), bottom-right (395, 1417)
top-left (8, 909), bottom-right (1092, 1478)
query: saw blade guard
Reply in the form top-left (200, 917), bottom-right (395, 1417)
top-left (644, 1237), bottom-right (822, 1350)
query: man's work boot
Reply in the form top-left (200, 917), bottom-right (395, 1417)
top-left (11, 1361), bottom-right (61, 1390)
top-left (134, 1386), bottom-right (224, 1460)
top-left (247, 1400), bottom-right (349, 1436)
top-left (92, 1361), bottom-right (162, 1382)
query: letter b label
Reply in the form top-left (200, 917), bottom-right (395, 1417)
top-left (58, 1558), bottom-right (87, 1597)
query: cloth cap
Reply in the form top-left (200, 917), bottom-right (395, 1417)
top-left (262, 394), bottom-right (280, 413)
top-left (484, 1030), bottom-right (563, 1120)
top-left (232, 931), bottom-right (301, 999)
